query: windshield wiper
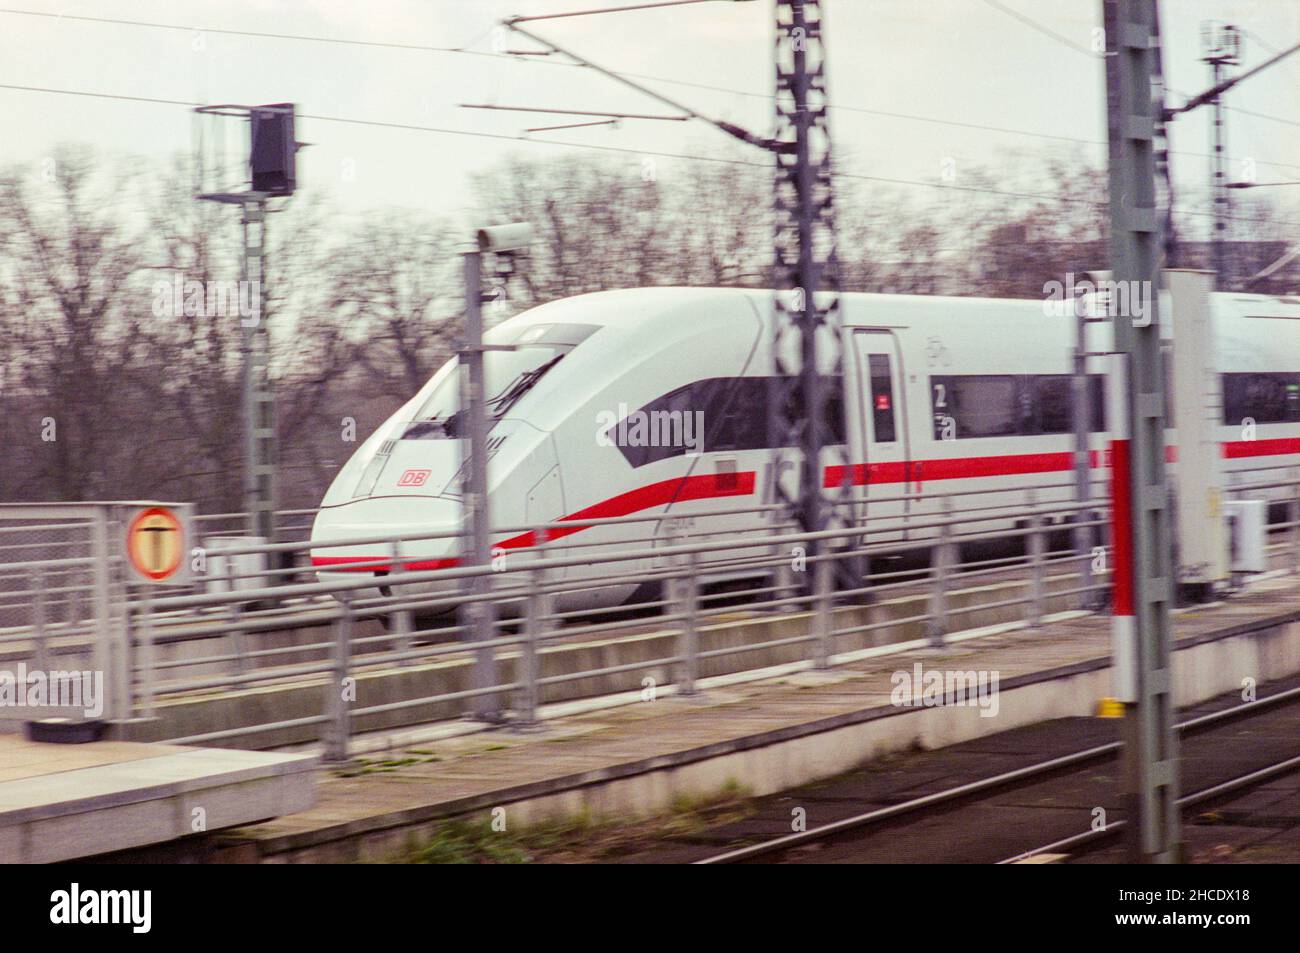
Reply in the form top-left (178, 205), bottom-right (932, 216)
top-left (486, 354), bottom-right (564, 418)
top-left (403, 354), bottom-right (563, 439)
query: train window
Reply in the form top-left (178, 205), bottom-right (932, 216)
top-left (770, 377), bottom-right (847, 448)
top-left (511, 322), bottom-right (599, 347)
top-left (633, 384), bottom-right (699, 467)
top-left (932, 374), bottom-right (1109, 440)
top-left (823, 388), bottom-right (848, 446)
top-left (867, 354), bottom-right (896, 442)
top-left (612, 376), bottom-right (847, 467)
top-left (930, 375), bottom-right (1020, 439)
top-left (1162, 349), bottom-right (1175, 427)
top-left (1090, 375), bottom-right (1108, 432)
top-left (403, 326), bottom-right (596, 440)
top-left (1035, 376), bottom-right (1073, 434)
top-left (1222, 373), bottom-right (1300, 425)
top-left (612, 380), bottom-right (740, 468)
top-left (1036, 375), bottom-right (1108, 434)
top-left (698, 378), bottom-right (767, 453)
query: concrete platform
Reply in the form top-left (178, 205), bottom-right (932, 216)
top-left (0, 736), bottom-right (317, 862)
top-left (217, 574), bottom-right (1300, 863)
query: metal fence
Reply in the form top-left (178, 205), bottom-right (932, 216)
top-left (128, 483), bottom-right (1119, 754)
top-left (0, 505), bottom-right (118, 720)
top-left (3, 467), bottom-right (1297, 759)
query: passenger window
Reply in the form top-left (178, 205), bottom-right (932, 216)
top-left (930, 375), bottom-right (1018, 439)
top-left (764, 376), bottom-right (846, 448)
top-left (613, 376), bottom-right (848, 468)
top-left (931, 373), bottom-right (1109, 439)
top-left (612, 384), bottom-right (696, 468)
top-left (867, 355), bottom-right (896, 442)
top-left (1035, 376), bottom-right (1072, 434)
top-left (1090, 375), bottom-right (1108, 432)
top-left (1222, 373), bottom-right (1300, 425)
top-left (704, 378), bottom-right (767, 453)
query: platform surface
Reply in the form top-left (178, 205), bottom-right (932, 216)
top-left (0, 735), bottom-right (316, 862)
top-left (220, 574), bottom-right (1300, 861)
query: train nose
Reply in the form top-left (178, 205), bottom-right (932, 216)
top-left (309, 496), bottom-right (463, 574)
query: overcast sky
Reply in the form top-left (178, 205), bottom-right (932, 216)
top-left (1, 0), bottom-right (1296, 222)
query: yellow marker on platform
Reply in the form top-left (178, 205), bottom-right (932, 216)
top-left (1097, 697), bottom-right (1125, 718)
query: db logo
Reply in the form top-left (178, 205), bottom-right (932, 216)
top-left (397, 469), bottom-right (431, 487)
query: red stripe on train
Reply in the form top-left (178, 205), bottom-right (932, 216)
top-left (310, 471), bottom-right (754, 571)
top-left (1222, 437), bottom-right (1300, 459)
top-left (312, 437), bottom-right (1298, 572)
top-left (309, 554), bottom-right (459, 572)
top-left (494, 470), bottom-right (755, 550)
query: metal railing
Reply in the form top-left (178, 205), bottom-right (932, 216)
top-left (3, 465), bottom-right (1298, 759)
top-left (132, 483), bottom-right (1120, 755)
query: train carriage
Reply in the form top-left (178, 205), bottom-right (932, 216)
top-left (310, 287), bottom-right (1300, 609)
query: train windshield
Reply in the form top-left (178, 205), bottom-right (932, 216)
top-left (402, 322), bottom-right (597, 439)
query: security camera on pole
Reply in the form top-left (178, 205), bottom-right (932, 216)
top-left (461, 223), bottom-right (532, 722)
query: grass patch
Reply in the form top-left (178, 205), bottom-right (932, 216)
top-left (401, 779), bottom-right (754, 864)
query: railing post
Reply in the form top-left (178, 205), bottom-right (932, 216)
top-left (1075, 502), bottom-right (1096, 611)
top-left (67, 562), bottom-right (83, 624)
top-left (136, 587), bottom-right (156, 719)
top-left (677, 548), bottom-right (700, 694)
top-left (766, 507), bottom-right (797, 612)
top-left (519, 563), bottom-right (549, 725)
top-left (1028, 491), bottom-right (1046, 629)
top-left (928, 498), bottom-right (954, 648)
top-left (388, 538), bottom-right (413, 666)
top-left (323, 597), bottom-right (353, 763)
top-left (812, 545), bottom-right (833, 669)
top-left (774, 546), bottom-right (796, 611)
top-left (31, 566), bottom-right (49, 676)
top-left (224, 556), bottom-right (247, 682)
top-left (90, 507), bottom-right (127, 722)
top-left (1290, 468), bottom-right (1300, 575)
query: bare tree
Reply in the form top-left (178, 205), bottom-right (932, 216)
top-left (0, 147), bottom-right (147, 501)
top-left (327, 209), bottom-right (459, 398)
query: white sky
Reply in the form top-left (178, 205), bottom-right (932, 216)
top-left (1, 0), bottom-right (1297, 221)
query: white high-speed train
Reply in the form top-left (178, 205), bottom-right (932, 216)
top-left (310, 286), bottom-right (1300, 610)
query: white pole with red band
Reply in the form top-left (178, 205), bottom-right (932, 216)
top-left (1107, 351), bottom-right (1138, 703)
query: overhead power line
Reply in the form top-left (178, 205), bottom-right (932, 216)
top-left (970, 1), bottom-right (1300, 135)
top-left (1169, 39), bottom-right (1300, 117)
top-left (2, 5), bottom-right (1296, 171)
top-left (976, 0), bottom-right (1102, 58)
top-left (0, 6), bottom-right (483, 54)
top-left (1, 79), bottom-right (1296, 230)
top-left (1226, 105), bottom-right (1300, 128)
top-left (459, 103), bottom-right (688, 122)
top-left (509, 0), bottom-right (730, 23)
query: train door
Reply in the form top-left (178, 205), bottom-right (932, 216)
top-left (850, 330), bottom-right (911, 543)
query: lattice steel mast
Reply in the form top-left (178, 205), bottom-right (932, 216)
top-left (1103, 0), bottom-right (1180, 864)
top-left (769, 0), bottom-right (846, 547)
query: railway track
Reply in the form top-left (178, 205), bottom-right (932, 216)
top-left (695, 682), bottom-right (1300, 864)
top-left (997, 751), bottom-right (1300, 864)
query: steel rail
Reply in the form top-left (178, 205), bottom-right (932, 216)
top-left (998, 754), bottom-right (1300, 864)
top-left (695, 682), bottom-right (1300, 864)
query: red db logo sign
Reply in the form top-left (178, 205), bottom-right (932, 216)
top-left (397, 469), bottom-right (431, 487)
